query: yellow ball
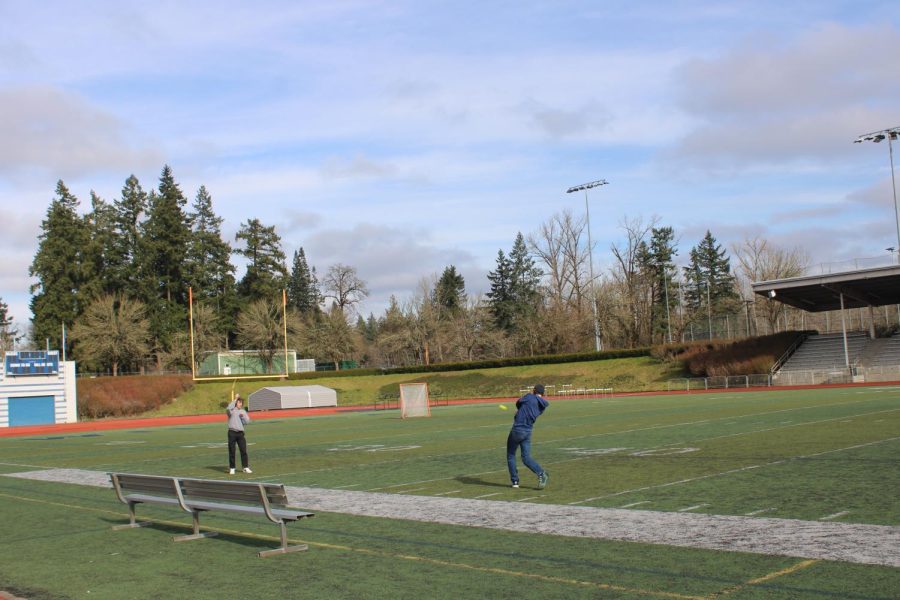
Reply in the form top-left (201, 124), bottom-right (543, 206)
top-left (499, 404), bottom-right (508, 410)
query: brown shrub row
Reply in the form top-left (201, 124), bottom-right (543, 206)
top-left (651, 331), bottom-right (806, 377)
top-left (77, 374), bottom-right (193, 419)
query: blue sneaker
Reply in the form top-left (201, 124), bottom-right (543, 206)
top-left (511, 480), bottom-right (519, 488)
top-left (538, 471), bottom-right (549, 489)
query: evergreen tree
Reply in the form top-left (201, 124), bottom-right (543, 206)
top-left (82, 191), bottom-right (119, 299)
top-left (110, 174), bottom-right (148, 298)
top-left (486, 249), bottom-right (515, 331)
top-left (287, 247), bottom-right (321, 314)
top-left (186, 186), bottom-right (235, 297)
top-left (508, 232), bottom-right (543, 316)
top-left (683, 231), bottom-right (740, 316)
top-left (141, 166), bottom-right (192, 357)
top-left (185, 185), bottom-right (238, 339)
top-left (0, 297), bottom-right (21, 353)
top-left (29, 180), bottom-right (89, 351)
top-left (433, 265), bottom-right (466, 316)
top-left (487, 233), bottom-right (543, 332)
top-left (235, 218), bottom-right (288, 301)
top-left (644, 226), bottom-right (678, 343)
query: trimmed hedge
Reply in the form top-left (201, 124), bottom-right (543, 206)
top-left (282, 347), bottom-right (651, 381)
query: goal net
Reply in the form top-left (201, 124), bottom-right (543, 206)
top-left (399, 383), bottom-right (430, 418)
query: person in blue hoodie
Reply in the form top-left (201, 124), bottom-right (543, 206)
top-left (507, 384), bottom-right (549, 489)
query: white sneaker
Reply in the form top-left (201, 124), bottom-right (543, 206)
top-left (228, 468), bottom-right (235, 475)
top-left (243, 467), bottom-right (253, 474)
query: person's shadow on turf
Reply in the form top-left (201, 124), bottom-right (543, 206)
top-left (454, 475), bottom-right (510, 488)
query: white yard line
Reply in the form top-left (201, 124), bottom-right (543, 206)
top-left (820, 511), bottom-right (850, 521)
top-left (745, 508), bottom-right (776, 516)
top-left (5, 467), bottom-right (899, 568)
top-left (678, 504), bottom-right (709, 512)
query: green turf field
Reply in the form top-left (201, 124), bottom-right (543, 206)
top-left (1, 386), bottom-right (898, 599)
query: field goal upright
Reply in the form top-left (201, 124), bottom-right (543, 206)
top-left (399, 383), bottom-right (430, 418)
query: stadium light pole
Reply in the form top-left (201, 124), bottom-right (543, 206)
top-left (567, 179), bottom-right (609, 352)
top-left (854, 126), bottom-right (900, 264)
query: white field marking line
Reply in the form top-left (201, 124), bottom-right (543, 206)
top-left (434, 490), bottom-right (462, 496)
top-left (516, 496), bottom-right (546, 502)
top-left (0, 461), bottom-right (56, 469)
top-left (679, 504), bottom-right (709, 512)
top-left (397, 487), bottom-right (427, 494)
top-left (473, 492), bottom-right (503, 499)
top-left (620, 501), bottom-right (651, 508)
top-left (568, 435), bottom-right (900, 505)
top-left (745, 508), bottom-right (776, 516)
top-left (332, 483), bottom-right (361, 489)
top-left (820, 511), bottom-right (851, 521)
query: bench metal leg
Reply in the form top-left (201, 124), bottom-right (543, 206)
top-left (112, 502), bottom-right (152, 530)
top-left (257, 522), bottom-right (308, 558)
top-left (173, 511), bottom-right (219, 542)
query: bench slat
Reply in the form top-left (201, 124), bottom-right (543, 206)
top-left (180, 478), bottom-right (290, 507)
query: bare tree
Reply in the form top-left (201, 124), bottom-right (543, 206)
top-left (235, 298), bottom-right (301, 373)
top-left (70, 294), bottom-right (150, 376)
top-left (732, 237), bottom-right (809, 334)
top-left (609, 215), bottom-right (658, 347)
top-left (302, 306), bottom-right (359, 370)
top-left (323, 264), bottom-right (369, 314)
top-left (528, 210), bottom-right (588, 309)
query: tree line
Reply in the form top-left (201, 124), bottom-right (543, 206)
top-left (19, 165), bottom-right (813, 375)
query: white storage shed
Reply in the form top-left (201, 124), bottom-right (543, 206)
top-left (248, 385), bottom-right (337, 411)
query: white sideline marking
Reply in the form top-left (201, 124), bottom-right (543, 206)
top-left (820, 511), bottom-right (850, 521)
top-left (516, 495), bottom-right (546, 502)
top-left (6, 467), bottom-right (900, 568)
top-left (332, 483), bottom-right (361, 489)
top-left (434, 490), bottom-right (461, 496)
top-left (679, 504), bottom-right (709, 512)
top-left (745, 508), bottom-right (776, 516)
top-left (473, 492), bottom-right (502, 499)
top-left (99, 441), bottom-right (146, 445)
top-left (620, 501), bottom-right (651, 508)
top-left (397, 487), bottom-right (427, 494)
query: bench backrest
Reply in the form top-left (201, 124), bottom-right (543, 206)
top-left (111, 473), bottom-right (180, 497)
top-left (179, 478), bottom-right (289, 507)
top-left (109, 473), bottom-right (290, 509)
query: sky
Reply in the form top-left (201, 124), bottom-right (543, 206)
top-left (2, 0), bottom-right (900, 332)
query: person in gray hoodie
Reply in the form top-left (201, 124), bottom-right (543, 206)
top-left (226, 394), bottom-right (252, 474)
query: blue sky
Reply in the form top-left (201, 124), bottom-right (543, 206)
top-left (2, 1), bottom-right (899, 330)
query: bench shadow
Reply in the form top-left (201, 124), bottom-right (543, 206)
top-left (102, 517), bottom-right (286, 552)
top-left (454, 475), bottom-right (509, 488)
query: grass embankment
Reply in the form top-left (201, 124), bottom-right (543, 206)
top-left (146, 355), bottom-right (685, 417)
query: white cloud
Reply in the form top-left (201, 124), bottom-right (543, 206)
top-left (667, 23), bottom-right (900, 173)
top-left (0, 86), bottom-right (162, 178)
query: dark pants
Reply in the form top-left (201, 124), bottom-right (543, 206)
top-left (228, 429), bottom-right (249, 469)
top-left (507, 427), bottom-right (543, 483)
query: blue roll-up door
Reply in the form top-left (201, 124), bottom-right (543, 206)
top-left (9, 395), bottom-right (56, 426)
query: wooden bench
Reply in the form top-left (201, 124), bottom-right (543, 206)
top-left (108, 472), bottom-right (314, 557)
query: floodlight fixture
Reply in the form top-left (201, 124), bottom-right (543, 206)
top-left (855, 126), bottom-right (900, 263)
top-left (566, 179), bottom-right (610, 351)
top-left (566, 179), bottom-right (609, 194)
